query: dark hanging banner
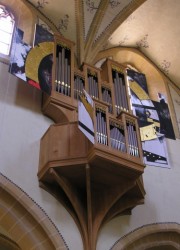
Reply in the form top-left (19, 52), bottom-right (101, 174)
top-left (127, 69), bottom-right (175, 168)
top-left (9, 19), bottom-right (54, 95)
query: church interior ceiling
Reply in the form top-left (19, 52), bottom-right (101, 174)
top-left (23, 0), bottom-right (180, 92)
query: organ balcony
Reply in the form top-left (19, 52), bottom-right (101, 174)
top-left (38, 36), bottom-right (146, 250)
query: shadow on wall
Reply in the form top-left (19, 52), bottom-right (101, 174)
top-left (0, 62), bottom-right (43, 114)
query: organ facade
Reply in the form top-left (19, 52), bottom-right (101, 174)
top-left (38, 34), bottom-right (145, 250)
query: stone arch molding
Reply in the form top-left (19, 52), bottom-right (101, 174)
top-left (0, 173), bottom-right (68, 250)
top-left (110, 222), bottom-right (180, 250)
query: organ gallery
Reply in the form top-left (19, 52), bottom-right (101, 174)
top-left (1, 1), bottom-right (180, 250)
top-left (37, 34), bottom-right (146, 250)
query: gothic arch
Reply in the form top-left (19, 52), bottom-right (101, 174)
top-left (0, 229), bottom-right (21, 250)
top-left (110, 223), bottom-right (180, 250)
top-left (0, 173), bottom-right (68, 250)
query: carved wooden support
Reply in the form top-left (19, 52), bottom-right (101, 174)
top-left (38, 122), bottom-right (145, 250)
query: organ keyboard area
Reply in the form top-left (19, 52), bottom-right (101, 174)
top-left (49, 35), bottom-right (143, 159)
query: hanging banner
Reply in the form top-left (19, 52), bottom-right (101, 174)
top-left (127, 69), bottom-right (174, 168)
top-left (78, 90), bottom-right (95, 144)
top-left (9, 20), bottom-right (54, 95)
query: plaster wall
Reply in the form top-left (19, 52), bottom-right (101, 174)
top-left (0, 62), bottom-right (83, 250)
top-left (0, 62), bottom-right (180, 250)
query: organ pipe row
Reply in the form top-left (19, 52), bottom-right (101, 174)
top-left (55, 44), bottom-right (71, 96)
top-left (112, 69), bottom-right (129, 114)
top-left (94, 103), bottom-right (139, 157)
top-left (96, 107), bottom-right (108, 146)
top-left (110, 120), bottom-right (126, 152)
top-left (126, 120), bottom-right (139, 157)
top-left (102, 87), bottom-right (113, 113)
top-left (54, 44), bottom-right (130, 116)
top-left (74, 75), bottom-right (85, 99)
top-left (88, 72), bottom-right (99, 99)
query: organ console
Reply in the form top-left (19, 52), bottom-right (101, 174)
top-left (38, 34), bottom-right (145, 250)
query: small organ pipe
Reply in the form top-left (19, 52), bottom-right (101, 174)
top-left (116, 72), bottom-right (123, 110)
top-left (55, 57), bottom-right (58, 91)
top-left (55, 45), bottom-right (71, 96)
top-left (119, 77), bottom-right (125, 110)
top-left (121, 77), bottom-right (128, 111)
top-left (96, 109), bottom-right (107, 145)
top-left (58, 51), bottom-right (62, 92)
top-left (74, 75), bottom-right (84, 99)
top-left (114, 78), bottom-right (119, 114)
top-left (64, 58), bottom-right (67, 95)
top-left (126, 121), bottom-right (138, 157)
top-left (67, 64), bottom-right (70, 96)
top-left (61, 47), bottom-right (65, 94)
top-left (127, 122), bottom-right (132, 155)
top-left (132, 124), bottom-right (139, 157)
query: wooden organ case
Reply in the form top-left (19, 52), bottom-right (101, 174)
top-left (38, 35), bottom-right (146, 250)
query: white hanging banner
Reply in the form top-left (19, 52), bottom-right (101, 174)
top-left (78, 89), bottom-right (95, 144)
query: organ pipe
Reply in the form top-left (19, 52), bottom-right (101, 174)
top-left (112, 69), bottom-right (129, 114)
top-left (96, 107), bottom-right (108, 145)
top-left (126, 120), bottom-right (139, 157)
top-left (74, 75), bottom-right (85, 99)
top-left (110, 120), bottom-right (126, 152)
top-left (55, 44), bottom-right (71, 96)
top-left (88, 71), bottom-right (99, 99)
top-left (102, 87), bottom-right (113, 113)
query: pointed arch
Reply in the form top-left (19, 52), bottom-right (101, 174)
top-left (0, 173), bottom-right (68, 250)
top-left (110, 222), bottom-right (180, 250)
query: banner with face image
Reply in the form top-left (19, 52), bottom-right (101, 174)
top-left (127, 69), bottom-right (175, 168)
top-left (9, 18), bottom-right (54, 95)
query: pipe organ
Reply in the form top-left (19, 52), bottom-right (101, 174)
top-left (39, 35), bottom-right (145, 250)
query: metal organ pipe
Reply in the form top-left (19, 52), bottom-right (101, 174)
top-left (116, 72), bottom-right (123, 111)
top-left (55, 45), bottom-right (71, 96)
top-left (96, 108), bottom-right (107, 145)
top-left (110, 121), bottom-right (126, 153)
top-left (126, 120), bottom-right (139, 157)
top-left (132, 124), bottom-right (139, 157)
top-left (113, 69), bottom-right (129, 115)
top-left (74, 75), bottom-right (84, 99)
top-left (67, 64), bottom-right (71, 96)
top-left (120, 76), bottom-right (128, 111)
top-left (58, 51), bottom-right (61, 92)
top-left (102, 87), bottom-right (113, 113)
top-left (88, 74), bottom-right (99, 99)
top-left (61, 47), bottom-right (65, 94)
